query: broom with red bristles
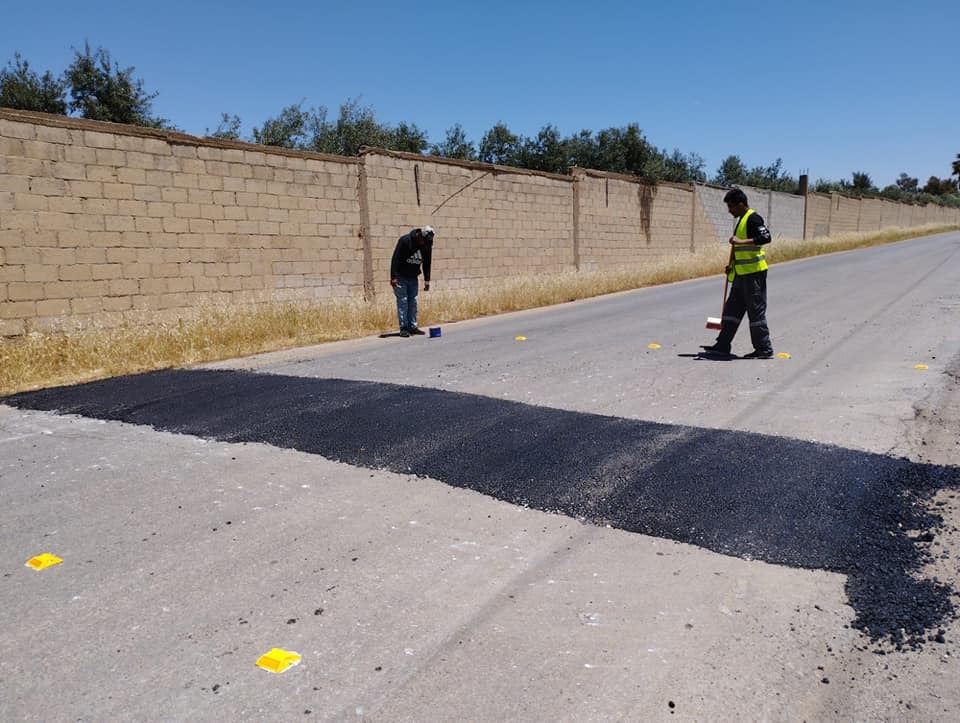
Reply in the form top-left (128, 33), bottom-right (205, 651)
top-left (706, 245), bottom-right (734, 330)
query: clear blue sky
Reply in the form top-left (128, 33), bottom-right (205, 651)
top-left (3, 0), bottom-right (957, 186)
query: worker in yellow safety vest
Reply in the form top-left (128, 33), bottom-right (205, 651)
top-left (701, 188), bottom-right (774, 358)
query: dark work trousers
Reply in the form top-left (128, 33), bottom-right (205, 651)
top-left (715, 270), bottom-right (772, 353)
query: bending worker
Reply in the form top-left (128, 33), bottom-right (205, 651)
top-left (390, 225), bottom-right (434, 337)
top-left (702, 189), bottom-right (774, 358)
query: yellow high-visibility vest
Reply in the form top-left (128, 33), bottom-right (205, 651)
top-left (727, 208), bottom-right (768, 281)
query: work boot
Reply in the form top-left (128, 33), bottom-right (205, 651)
top-left (743, 349), bottom-right (774, 359)
top-left (399, 329), bottom-right (410, 338)
top-left (700, 344), bottom-right (731, 355)
top-left (408, 326), bottom-right (426, 335)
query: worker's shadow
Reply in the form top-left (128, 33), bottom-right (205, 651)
top-left (378, 331), bottom-right (408, 338)
top-left (678, 352), bottom-right (736, 361)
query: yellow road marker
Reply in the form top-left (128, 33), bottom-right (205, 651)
top-left (255, 648), bottom-right (302, 673)
top-left (515, 336), bottom-right (527, 341)
top-left (648, 343), bottom-right (661, 349)
top-left (915, 364), bottom-right (928, 370)
top-left (26, 553), bottom-right (63, 570)
top-left (777, 353), bottom-right (791, 359)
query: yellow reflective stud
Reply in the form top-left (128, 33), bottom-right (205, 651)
top-left (648, 343), bottom-right (661, 349)
top-left (515, 336), bottom-right (527, 341)
top-left (776, 353), bottom-right (791, 359)
top-left (255, 648), bottom-right (302, 673)
top-left (915, 364), bottom-right (928, 370)
top-left (26, 553), bottom-right (63, 570)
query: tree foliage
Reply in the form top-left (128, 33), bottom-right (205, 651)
top-left (430, 124), bottom-right (477, 160)
top-left (64, 43), bottom-right (169, 128)
top-left (247, 97), bottom-right (428, 156)
top-left (251, 102), bottom-right (311, 148)
top-left (0, 53), bottom-right (67, 114)
top-left (206, 113), bottom-right (242, 141)
top-left (850, 171), bottom-right (875, 192)
top-left (895, 173), bottom-right (918, 193)
top-left (712, 155), bottom-right (796, 192)
top-left (922, 175), bottom-right (958, 195)
top-left (478, 122), bottom-right (521, 165)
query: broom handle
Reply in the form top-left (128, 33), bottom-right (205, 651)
top-left (719, 245), bottom-right (733, 316)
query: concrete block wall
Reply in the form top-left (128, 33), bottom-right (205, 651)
top-left (1, 109), bottom-right (959, 336)
top-left (860, 198), bottom-right (884, 232)
top-left (574, 170), bottom-right (719, 272)
top-left (829, 194), bottom-right (862, 234)
top-left (805, 193), bottom-right (832, 238)
top-left (768, 191), bottom-right (805, 239)
top-left (697, 184), bottom-right (804, 241)
top-left (363, 150), bottom-right (574, 289)
top-left (696, 185), bottom-right (733, 242)
top-left (0, 110), bottom-right (362, 335)
top-left (801, 192), bottom-right (960, 240)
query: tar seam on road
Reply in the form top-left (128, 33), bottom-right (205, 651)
top-left (4, 368), bottom-right (959, 650)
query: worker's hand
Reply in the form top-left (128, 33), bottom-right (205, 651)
top-left (728, 236), bottom-right (738, 245)
top-left (423, 281), bottom-right (430, 291)
top-left (724, 265), bottom-right (731, 275)
top-left (390, 278), bottom-right (399, 288)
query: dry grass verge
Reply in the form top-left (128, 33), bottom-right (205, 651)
top-left (2, 224), bottom-right (956, 395)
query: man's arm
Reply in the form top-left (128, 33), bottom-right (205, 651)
top-left (744, 214), bottom-right (772, 245)
top-left (421, 243), bottom-right (432, 290)
top-left (729, 214), bottom-right (772, 246)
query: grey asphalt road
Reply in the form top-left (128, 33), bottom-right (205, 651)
top-left (2, 231), bottom-right (960, 721)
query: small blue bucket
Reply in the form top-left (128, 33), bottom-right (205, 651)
top-left (429, 326), bottom-right (442, 338)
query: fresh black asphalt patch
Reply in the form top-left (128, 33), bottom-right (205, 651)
top-left (4, 368), bottom-right (959, 649)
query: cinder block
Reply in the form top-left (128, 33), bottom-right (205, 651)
top-left (167, 277), bottom-right (194, 294)
top-left (0, 317), bottom-right (26, 335)
top-left (223, 176), bottom-right (246, 192)
top-left (56, 229), bottom-right (91, 249)
top-left (197, 146), bottom-right (224, 162)
top-left (188, 188), bottom-right (213, 205)
top-left (48, 196), bottom-right (84, 214)
top-left (109, 278), bottom-right (139, 295)
top-left (135, 217), bottom-right (164, 233)
top-left (194, 276), bottom-right (218, 292)
top-left (48, 161), bottom-right (86, 181)
top-left (76, 248), bottom-right (107, 264)
top-left (174, 203), bottom-right (200, 218)
top-left (119, 231), bottom-right (150, 248)
top-left (106, 216), bottom-right (136, 232)
top-left (59, 264), bottom-right (92, 281)
top-left (198, 174), bottom-right (224, 191)
top-left (171, 144), bottom-right (198, 158)
top-left (0, 258), bottom-right (25, 283)
top-left (134, 185), bottom-right (163, 202)
top-left (23, 264), bottom-right (58, 283)
top-left (74, 280), bottom-right (109, 297)
top-left (173, 173), bottom-right (199, 189)
top-left (83, 198), bottom-right (118, 215)
top-left (91, 264), bottom-right (123, 280)
top-left (102, 296), bottom-right (133, 311)
top-left (139, 278), bottom-right (170, 295)
top-left (126, 151), bottom-right (154, 170)
top-left (71, 297), bottom-right (103, 313)
top-left (15, 194), bottom-right (49, 211)
top-left (188, 218), bottom-right (215, 234)
top-left (0, 299), bottom-right (37, 318)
